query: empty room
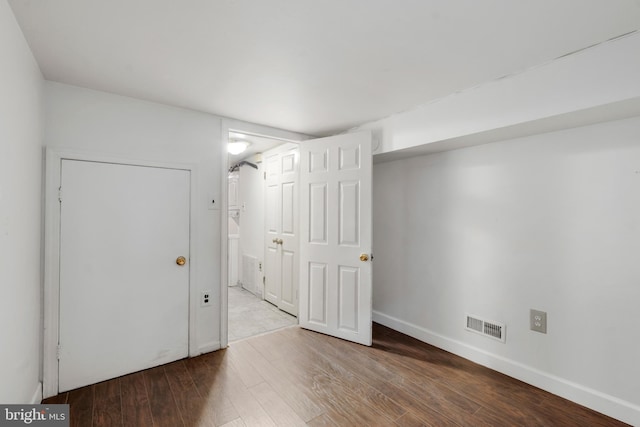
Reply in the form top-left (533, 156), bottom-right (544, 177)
top-left (2, 1), bottom-right (639, 426)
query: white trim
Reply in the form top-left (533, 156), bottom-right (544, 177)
top-left (187, 166), bottom-right (200, 359)
top-left (372, 310), bottom-right (640, 426)
top-left (30, 382), bottom-right (43, 404)
top-left (219, 125), bottom-right (229, 349)
top-left (197, 340), bottom-right (221, 355)
top-left (43, 149), bottom-right (61, 399)
top-left (219, 119), bottom-right (310, 349)
top-left (43, 147), bottom-right (199, 398)
top-left (221, 117), bottom-right (312, 145)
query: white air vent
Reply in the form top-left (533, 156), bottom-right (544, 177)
top-left (465, 314), bottom-right (506, 343)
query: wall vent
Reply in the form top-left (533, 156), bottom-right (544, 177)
top-left (465, 314), bottom-right (506, 343)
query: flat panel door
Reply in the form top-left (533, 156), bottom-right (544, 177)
top-left (263, 144), bottom-right (299, 316)
top-left (59, 160), bottom-right (190, 392)
top-left (299, 132), bottom-right (372, 345)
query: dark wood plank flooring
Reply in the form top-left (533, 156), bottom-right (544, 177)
top-left (43, 324), bottom-right (628, 426)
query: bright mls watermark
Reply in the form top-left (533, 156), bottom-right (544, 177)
top-left (0, 405), bottom-right (68, 426)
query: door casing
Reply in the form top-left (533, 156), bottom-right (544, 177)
top-left (43, 148), bottom-right (200, 399)
top-left (220, 122), bottom-right (373, 349)
top-left (220, 120), bottom-right (309, 349)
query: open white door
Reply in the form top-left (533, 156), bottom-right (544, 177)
top-left (299, 131), bottom-right (372, 346)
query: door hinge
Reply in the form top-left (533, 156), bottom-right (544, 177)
top-left (58, 187), bottom-right (63, 203)
top-left (56, 344), bottom-right (62, 360)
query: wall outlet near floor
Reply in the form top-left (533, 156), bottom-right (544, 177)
top-left (530, 309), bottom-right (547, 333)
top-left (201, 290), bottom-right (212, 307)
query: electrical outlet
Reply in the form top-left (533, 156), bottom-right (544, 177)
top-left (530, 309), bottom-right (547, 334)
top-left (201, 291), bottom-right (212, 307)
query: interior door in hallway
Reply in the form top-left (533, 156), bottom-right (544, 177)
top-left (264, 143), bottom-right (299, 316)
top-left (58, 159), bottom-right (190, 392)
top-left (299, 131), bottom-right (373, 346)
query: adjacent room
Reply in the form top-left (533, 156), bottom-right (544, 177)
top-left (2, 0), bottom-right (640, 425)
top-left (226, 133), bottom-right (298, 342)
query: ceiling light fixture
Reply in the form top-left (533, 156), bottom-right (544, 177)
top-left (228, 140), bottom-right (250, 155)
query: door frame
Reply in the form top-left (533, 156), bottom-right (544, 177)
top-left (43, 148), bottom-right (199, 399)
top-left (220, 119), bottom-right (309, 348)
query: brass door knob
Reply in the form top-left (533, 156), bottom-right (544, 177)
top-left (176, 256), bottom-right (187, 266)
top-left (277, 238), bottom-right (283, 245)
top-left (272, 238), bottom-right (279, 244)
top-left (359, 253), bottom-right (369, 262)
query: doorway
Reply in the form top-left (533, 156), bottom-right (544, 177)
top-left (221, 127), bottom-right (374, 349)
top-left (226, 131), bottom-right (298, 342)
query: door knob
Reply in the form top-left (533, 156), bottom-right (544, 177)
top-left (277, 238), bottom-right (283, 245)
top-left (272, 238), bottom-right (278, 243)
top-left (359, 253), bottom-right (369, 262)
top-left (176, 256), bottom-right (187, 266)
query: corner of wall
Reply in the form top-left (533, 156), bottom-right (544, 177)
top-left (30, 382), bottom-right (43, 404)
top-left (1, 0), bottom-right (45, 405)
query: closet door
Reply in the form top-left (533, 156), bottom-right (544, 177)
top-left (58, 159), bottom-right (190, 391)
top-left (264, 144), bottom-right (299, 316)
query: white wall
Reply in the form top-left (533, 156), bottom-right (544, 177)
top-left (237, 158), bottom-right (265, 296)
top-left (0, 0), bottom-right (44, 404)
top-left (355, 31), bottom-right (640, 159)
top-left (372, 116), bottom-right (640, 425)
top-left (44, 82), bottom-right (223, 352)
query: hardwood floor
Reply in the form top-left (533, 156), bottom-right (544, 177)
top-left (43, 324), bottom-right (628, 426)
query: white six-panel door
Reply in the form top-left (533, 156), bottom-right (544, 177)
top-left (299, 132), bottom-right (372, 346)
top-left (264, 144), bottom-right (299, 316)
top-left (58, 160), bottom-right (190, 392)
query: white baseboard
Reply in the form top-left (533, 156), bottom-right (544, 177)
top-left (196, 340), bottom-right (221, 355)
top-left (29, 382), bottom-right (43, 404)
top-left (373, 310), bottom-right (640, 426)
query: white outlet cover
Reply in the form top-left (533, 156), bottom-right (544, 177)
top-left (530, 309), bottom-right (547, 333)
top-left (201, 290), bottom-right (213, 306)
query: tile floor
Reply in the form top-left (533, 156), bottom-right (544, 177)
top-left (227, 285), bottom-right (297, 342)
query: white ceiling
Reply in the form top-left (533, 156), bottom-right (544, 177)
top-left (9, 0), bottom-right (640, 136)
